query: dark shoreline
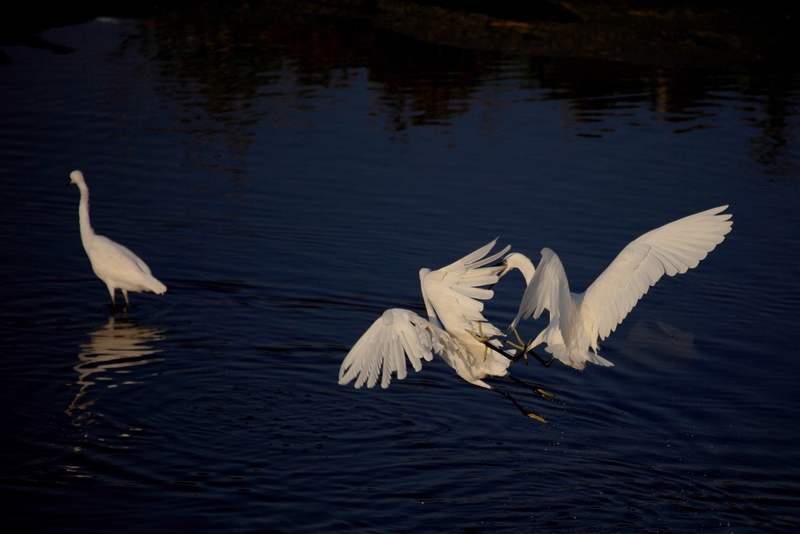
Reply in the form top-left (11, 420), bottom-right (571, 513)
top-left (2, 1), bottom-right (799, 71)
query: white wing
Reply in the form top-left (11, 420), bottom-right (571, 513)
top-left (420, 238), bottom-right (510, 337)
top-left (338, 308), bottom-right (462, 389)
top-left (509, 247), bottom-right (571, 331)
top-left (93, 235), bottom-right (153, 275)
top-left (89, 235), bottom-right (167, 294)
top-left (582, 205), bottom-right (732, 342)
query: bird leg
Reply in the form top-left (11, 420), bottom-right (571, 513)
top-left (526, 350), bottom-right (555, 368)
top-left (482, 334), bottom-right (554, 367)
top-left (506, 329), bottom-right (555, 368)
top-left (506, 328), bottom-right (531, 352)
top-left (467, 322), bottom-right (526, 362)
top-left (508, 375), bottom-right (555, 402)
top-left (492, 388), bottom-right (548, 423)
top-left (122, 290), bottom-right (130, 307)
top-left (466, 321), bottom-right (508, 361)
top-left (486, 340), bottom-right (527, 363)
top-left (466, 322), bottom-right (491, 360)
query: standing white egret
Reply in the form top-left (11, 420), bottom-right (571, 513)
top-left (338, 239), bottom-right (551, 421)
top-left (68, 170), bottom-right (167, 307)
top-left (501, 206), bottom-right (733, 370)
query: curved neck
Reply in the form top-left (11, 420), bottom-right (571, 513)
top-left (507, 254), bottom-right (536, 284)
top-left (418, 268), bottom-right (443, 329)
top-left (517, 260), bottom-right (536, 284)
top-left (77, 182), bottom-right (95, 247)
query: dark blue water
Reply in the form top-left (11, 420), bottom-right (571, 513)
top-left (1, 13), bottom-right (798, 533)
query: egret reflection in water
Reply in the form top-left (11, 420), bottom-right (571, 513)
top-left (67, 315), bottom-right (165, 417)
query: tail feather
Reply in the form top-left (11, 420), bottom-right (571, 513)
top-left (144, 274), bottom-right (167, 294)
top-left (545, 344), bottom-right (614, 370)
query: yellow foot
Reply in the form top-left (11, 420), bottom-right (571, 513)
top-left (466, 321), bottom-right (492, 361)
top-left (506, 328), bottom-right (532, 351)
top-left (525, 411), bottom-right (548, 423)
top-left (504, 328), bottom-right (533, 363)
top-left (535, 388), bottom-right (555, 402)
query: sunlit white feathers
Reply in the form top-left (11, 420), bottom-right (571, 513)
top-left (69, 170), bottom-right (167, 306)
top-left (504, 206), bottom-right (733, 369)
top-left (338, 239), bottom-right (511, 390)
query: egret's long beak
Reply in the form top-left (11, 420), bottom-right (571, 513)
top-left (498, 260), bottom-right (511, 278)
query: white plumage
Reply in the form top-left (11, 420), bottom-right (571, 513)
top-left (69, 170), bottom-right (167, 307)
top-left (502, 206), bottom-right (733, 370)
top-left (339, 239), bottom-right (549, 420)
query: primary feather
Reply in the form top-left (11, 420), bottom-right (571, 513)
top-left (505, 206), bottom-right (733, 369)
top-left (338, 239), bottom-right (512, 390)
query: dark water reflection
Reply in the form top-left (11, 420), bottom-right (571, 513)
top-left (1, 4), bottom-right (799, 532)
top-left (133, 3), bottom-right (800, 185)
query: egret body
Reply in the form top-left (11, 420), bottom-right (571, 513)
top-left (502, 206), bottom-right (733, 370)
top-left (69, 170), bottom-right (167, 306)
top-left (339, 239), bottom-right (550, 421)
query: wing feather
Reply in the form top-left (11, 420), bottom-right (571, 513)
top-left (421, 238), bottom-right (510, 337)
top-left (339, 308), bottom-right (460, 389)
top-left (509, 248), bottom-right (569, 331)
top-left (94, 235), bottom-right (153, 275)
top-left (583, 206), bottom-right (732, 342)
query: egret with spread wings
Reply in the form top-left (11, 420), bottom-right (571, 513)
top-left (501, 206), bottom-right (733, 370)
top-left (338, 239), bottom-right (551, 421)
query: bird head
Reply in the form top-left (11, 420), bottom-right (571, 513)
top-left (68, 170), bottom-right (85, 186)
top-left (499, 252), bottom-right (535, 283)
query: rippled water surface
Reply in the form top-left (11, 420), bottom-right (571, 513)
top-left (1, 11), bottom-right (799, 533)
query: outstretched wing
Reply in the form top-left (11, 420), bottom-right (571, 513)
top-left (338, 308), bottom-right (462, 389)
top-left (582, 205), bottom-right (733, 342)
top-left (420, 238), bottom-right (511, 337)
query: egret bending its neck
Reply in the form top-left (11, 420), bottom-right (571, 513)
top-left (500, 252), bottom-right (536, 283)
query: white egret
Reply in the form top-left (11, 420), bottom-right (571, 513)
top-left (338, 239), bottom-right (551, 421)
top-left (68, 170), bottom-right (167, 307)
top-left (501, 206), bottom-right (733, 370)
